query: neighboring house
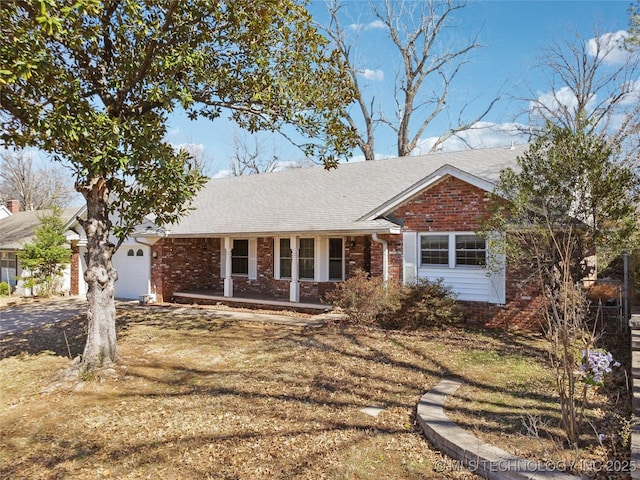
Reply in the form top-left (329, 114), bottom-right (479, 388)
top-left (150, 143), bottom-right (541, 326)
top-left (66, 209), bottom-right (162, 300)
top-left (0, 205), bottom-right (82, 295)
top-left (0, 203), bottom-right (160, 300)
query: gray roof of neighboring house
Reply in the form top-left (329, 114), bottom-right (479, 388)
top-left (167, 144), bottom-right (528, 237)
top-left (0, 207), bottom-right (82, 250)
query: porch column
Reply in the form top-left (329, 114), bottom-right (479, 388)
top-left (289, 235), bottom-right (300, 303)
top-left (223, 237), bottom-right (233, 297)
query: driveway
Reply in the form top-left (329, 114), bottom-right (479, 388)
top-left (0, 296), bottom-right (88, 336)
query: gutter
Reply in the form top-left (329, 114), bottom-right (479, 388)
top-left (371, 233), bottom-right (389, 282)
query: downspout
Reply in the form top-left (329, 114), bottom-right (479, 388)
top-left (371, 233), bottom-right (388, 282)
top-left (134, 237), bottom-right (157, 299)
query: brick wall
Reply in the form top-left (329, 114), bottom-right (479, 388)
top-left (384, 175), bottom-right (544, 330)
top-left (152, 236), bottom-right (361, 303)
top-left (70, 244), bottom-right (80, 295)
top-left (152, 237), bottom-right (220, 302)
top-left (393, 176), bottom-right (490, 232)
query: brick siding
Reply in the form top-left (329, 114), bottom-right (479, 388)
top-left (70, 244), bottom-right (80, 295)
top-left (151, 175), bottom-right (543, 329)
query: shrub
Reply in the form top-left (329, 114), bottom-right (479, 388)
top-left (325, 270), bottom-right (399, 324)
top-left (0, 282), bottom-right (9, 296)
top-left (383, 278), bottom-right (462, 330)
top-left (327, 273), bottom-right (461, 329)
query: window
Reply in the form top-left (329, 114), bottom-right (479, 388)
top-left (329, 238), bottom-right (343, 280)
top-left (420, 235), bottom-right (449, 265)
top-left (136, 249), bottom-right (144, 257)
top-left (0, 252), bottom-right (17, 285)
top-left (279, 238), bottom-right (292, 279)
top-left (127, 249), bottom-right (134, 256)
top-left (455, 235), bottom-right (486, 267)
top-left (276, 237), bottom-right (344, 282)
top-left (232, 239), bottom-right (249, 275)
top-left (299, 238), bottom-right (314, 279)
top-left (419, 233), bottom-right (486, 268)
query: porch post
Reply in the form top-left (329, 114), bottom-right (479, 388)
top-left (289, 235), bottom-right (300, 303)
top-left (223, 237), bottom-right (233, 297)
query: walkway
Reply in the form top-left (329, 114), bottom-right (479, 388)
top-left (118, 300), bottom-right (340, 328)
top-left (417, 379), bottom-right (579, 480)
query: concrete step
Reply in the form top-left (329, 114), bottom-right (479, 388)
top-left (633, 352), bottom-right (640, 378)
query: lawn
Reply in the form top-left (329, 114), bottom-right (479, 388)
top-left (0, 306), bottom-right (631, 479)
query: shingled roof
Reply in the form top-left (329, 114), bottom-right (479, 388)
top-left (167, 144), bottom-right (527, 237)
top-left (0, 207), bottom-right (82, 250)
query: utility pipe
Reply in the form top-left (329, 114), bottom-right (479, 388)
top-left (371, 233), bottom-right (389, 281)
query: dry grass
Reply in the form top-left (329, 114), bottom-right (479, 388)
top-left (0, 307), bottom-right (631, 479)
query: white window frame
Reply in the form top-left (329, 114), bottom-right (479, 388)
top-left (419, 232), bottom-right (487, 269)
top-left (274, 236), bottom-right (345, 282)
top-left (328, 237), bottom-right (344, 281)
top-left (231, 239), bottom-right (249, 276)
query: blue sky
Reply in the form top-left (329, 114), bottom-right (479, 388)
top-left (166, 1), bottom-right (633, 175)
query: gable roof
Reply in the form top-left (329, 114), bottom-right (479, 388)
top-left (0, 207), bottom-right (83, 250)
top-left (166, 144), bottom-right (528, 237)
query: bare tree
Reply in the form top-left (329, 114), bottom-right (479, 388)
top-left (228, 129), bottom-right (312, 176)
top-left (521, 27), bottom-right (640, 165)
top-left (0, 150), bottom-right (76, 209)
top-left (172, 138), bottom-right (214, 177)
top-left (229, 129), bottom-right (279, 176)
top-left (322, 0), bottom-right (500, 159)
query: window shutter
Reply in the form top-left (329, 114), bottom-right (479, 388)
top-left (248, 238), bottom-right (258, 280)
top-left (486, 231), bottom-right (506, 304)
top-left (316, 237), bottom-right (328, 282)
top-left (403, 232), bottom-right (418, 284)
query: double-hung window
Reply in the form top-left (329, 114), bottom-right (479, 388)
top-left (455, 234), bottom-right (486, 267)
top-left (328, 238), bottom-right (343, 280)
top-left (279, 238), bottom-right (292, 279)
top-left (420, 233), bottom-right (486, 268)
top-left (275, 237), bottom-right (344, 281)
top-left (232, 239), bottom-right (249, 275)
top-left (420, 235), bottom-right (449, 266)
top-left (299, 238), bottom-right (314, 280)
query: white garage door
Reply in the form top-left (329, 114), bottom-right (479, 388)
top-left (112, 246), bottom-right (150, 299)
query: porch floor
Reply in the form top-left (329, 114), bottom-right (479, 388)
top-left (171, 289), bottom-right (332, 313)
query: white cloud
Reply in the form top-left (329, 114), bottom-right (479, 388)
top-left (212, 169), bottom-right (233, 179)
top-left (357, 69), bottom-right (384, 81)
top-left (587, 30), bottom-right (636, 65)
top-left (533, 86), bottom-right (579, 113)
top-left (348, 19), bottom-right (386, 31)
top-left (619, 79), bottom-right (640, 106)
top-left (171, 142), bottom-right (205, 158)
top-left (413, 122), bottom-right (530, 155)
top-left (366, 20), bottom-right (386, 30)
top-left (529, 86), bottom-right (598, 121)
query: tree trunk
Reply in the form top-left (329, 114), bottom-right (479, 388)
top-left (79, 179), bottom-right (119, 369)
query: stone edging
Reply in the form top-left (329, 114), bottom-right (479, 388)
top-left (416, 379), bottom-right (580, 480)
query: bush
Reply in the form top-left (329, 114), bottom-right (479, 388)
top-left (325, 270), bottom-right (399, 324)
top-left (0, 282), bottom-right (9, 296)
top-left (385, 278), bottom-right (462, 329)
top-left (327, 272), bottom-right (462, 329)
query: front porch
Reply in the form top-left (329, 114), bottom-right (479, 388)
top-left (171, 289), bottom-right (332, 313)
